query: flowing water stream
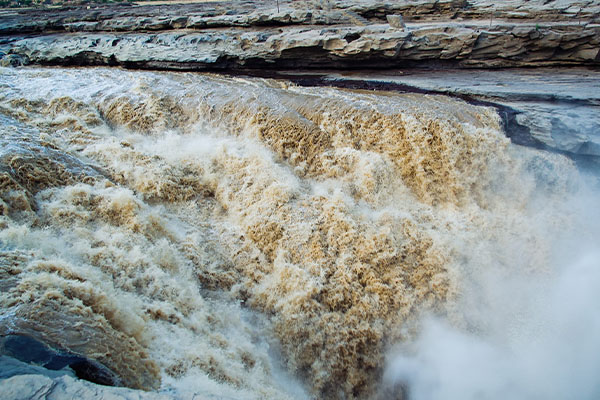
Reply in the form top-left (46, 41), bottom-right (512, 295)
top-left (0, 66), bottom-right (598, 399)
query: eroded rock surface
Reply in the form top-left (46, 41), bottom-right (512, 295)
top-left (1, 0), bottom-right (599, 69)
top-left (0, 374), bottom-right (173, 400)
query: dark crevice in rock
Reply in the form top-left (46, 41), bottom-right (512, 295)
top-left (27, 53), bottom-right (493, 72)
top-left (344, 32), bottom-right (361, 43)
top-left (69, 360), bottom-right (122, 387)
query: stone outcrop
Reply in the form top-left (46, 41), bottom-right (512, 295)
top-left (1, 0), bottom-right (599, 69)
top-left (0, 374), bottom-right (173, 400)
top-left (2, 21), bottom-right (598, 70)
top-left (1, 0), bottom-right (599, 34)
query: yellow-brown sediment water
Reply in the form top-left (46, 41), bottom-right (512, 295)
top-left (0, 67), bottom-right (598, 399)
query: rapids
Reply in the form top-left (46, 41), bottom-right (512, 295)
top-left (0, 66), bottom-right (597, 399)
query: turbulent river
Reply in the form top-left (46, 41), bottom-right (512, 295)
top-left (0, 66), bottom-right (599, 400)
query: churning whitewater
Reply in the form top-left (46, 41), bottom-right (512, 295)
top-left (0, 66), bottom-right (598, 400)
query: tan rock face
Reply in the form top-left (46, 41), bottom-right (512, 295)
top-left (2, 0), bottom-right (599, 69)
top-left (4, 22), bottom-right (599, 69)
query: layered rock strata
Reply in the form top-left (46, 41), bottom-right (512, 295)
top-left (1, 0), bottom-right (599, 69)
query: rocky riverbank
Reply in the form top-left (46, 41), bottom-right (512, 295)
top-left (1, 0), bottom-right (599, 69)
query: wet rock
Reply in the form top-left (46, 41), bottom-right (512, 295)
top-left (0, 374), bottom-right (172, 400)
top-left (2, 335), bottom-right (56, 365)
top-left (0, 54), bottom-right (26, 67)
top-left (0, 335), bottom-right (121, 387)
top-left (0, 355), bottom-right (75, 380)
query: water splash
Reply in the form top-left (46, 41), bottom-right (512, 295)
top-left (0, 66), bottom-right (593, 399)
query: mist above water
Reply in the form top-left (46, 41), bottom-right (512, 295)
top-left (385, 174), bottom-right (600, 400)
top-left (0, 66), bottom-right (597, 399)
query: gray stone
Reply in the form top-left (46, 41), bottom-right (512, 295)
top-left (0, 374), bottom-right (172, 400)
top-left (0, 356), bottom-right (75, 380)
top-left (387, 15), bottom-right (406, 30)
top-left (5, 21), bottom-right (599, 70)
